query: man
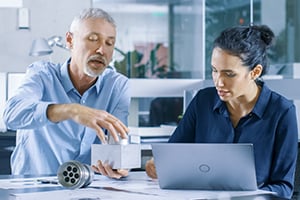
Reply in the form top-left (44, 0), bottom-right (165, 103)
top-left (3, 8), bottom-right (129, 178)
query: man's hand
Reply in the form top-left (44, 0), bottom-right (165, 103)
top-left (145, 157), bottom-right (157, 179)
top-left (92, 160), bottom-right (129, 179)
top-left (47, 103), bottom-right (129, 143)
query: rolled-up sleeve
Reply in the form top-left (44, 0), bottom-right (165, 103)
top-left (3, 62), bottom-right (57, 129)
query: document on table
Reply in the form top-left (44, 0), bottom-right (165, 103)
top-left (0, 172), bottom-right (274, 200)
top-left (0, 176), bottom-right (59, 189)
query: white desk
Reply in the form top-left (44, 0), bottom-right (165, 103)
top-left (0, 172), bottom-right (277, 200)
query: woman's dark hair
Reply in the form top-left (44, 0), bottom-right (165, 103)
top-left (213, 25), bottom-right (275, 76)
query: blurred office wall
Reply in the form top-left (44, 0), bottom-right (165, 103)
top-left (0, 0), bottom-right (91, 72)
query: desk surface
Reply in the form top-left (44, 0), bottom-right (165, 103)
top-left (0, 172), bottom-right (286, 200)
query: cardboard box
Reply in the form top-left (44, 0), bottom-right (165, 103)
top-left (91, 144), bottom-right (141, 169)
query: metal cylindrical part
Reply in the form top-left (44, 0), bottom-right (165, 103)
top-left (57, 160), bottom-right (94, 189)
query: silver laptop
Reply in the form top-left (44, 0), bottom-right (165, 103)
top-left (151, 143), bottom-right (258, 191)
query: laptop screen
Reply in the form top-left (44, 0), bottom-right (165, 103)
top-left (151, 143), bottom-right (258, 191)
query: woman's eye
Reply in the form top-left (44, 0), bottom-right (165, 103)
top-left (226, 72), bottom-right (236, 77)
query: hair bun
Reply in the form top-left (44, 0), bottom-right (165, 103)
top-left (256, 25), bottom-right (275, 47)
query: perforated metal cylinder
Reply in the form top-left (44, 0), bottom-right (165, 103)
top-left (57, 160), bottom-right (94, 189)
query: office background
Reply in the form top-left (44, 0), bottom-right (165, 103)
top-left (0, 0), bottom-right (300, 178)
top-left (2, 0), bottom-right (300, 126)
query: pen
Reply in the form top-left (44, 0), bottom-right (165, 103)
top-left (257, 182), bottom-right (264, 188)
top-left (37, 179), bottom-right (58, 185)
top-left (91, 186), bottom-right (159, 196)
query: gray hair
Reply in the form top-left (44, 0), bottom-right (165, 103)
top-left (70, 8), bottom-right (116, 32)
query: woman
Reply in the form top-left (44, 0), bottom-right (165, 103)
top-left (145, 25), bottom-right (298, 199)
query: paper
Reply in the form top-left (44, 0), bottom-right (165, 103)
top-left (0, 172), bottom-right (275, 200)
top-left (0, 176), bottom-right (59, 190)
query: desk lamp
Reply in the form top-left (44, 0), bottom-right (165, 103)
top-left (29, 36), bottom-right (68, 56)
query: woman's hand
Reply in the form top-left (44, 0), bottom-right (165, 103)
top-left (92, 160), bottom-right (129, 179)
top-left (145, 157), bottom-right (157, 179)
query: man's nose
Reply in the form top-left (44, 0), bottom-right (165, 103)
top-left (96, 44), bottom-right (104, 55)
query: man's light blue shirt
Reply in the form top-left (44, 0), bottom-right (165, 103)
top-left (3, 59), bottom-right (130, 175)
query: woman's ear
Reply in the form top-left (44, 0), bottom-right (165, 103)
top-left (251, 65), bottom-right (263, 80)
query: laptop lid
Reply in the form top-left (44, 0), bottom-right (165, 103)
top-left (151, 143), bottom-right (258, 191)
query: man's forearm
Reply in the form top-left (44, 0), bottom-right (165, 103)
top-left (47, 104), bottom-right (75, 123)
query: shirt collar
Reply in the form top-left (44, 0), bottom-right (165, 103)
top-left (213, 94), bottom-right (228, 117)
top-left (60, 58), bottom-right (114, 94)
top-left (213, 82), bottom-right (271, 119)
top-left (251, 81), bottom-right (271, 118)
top-left (60, 58), bottom-right (73, 93)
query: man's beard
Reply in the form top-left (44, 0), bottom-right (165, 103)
top-left (83, 64), bottom-right (105, 77)
top-left (84, 55), bottom-right (108, 77)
